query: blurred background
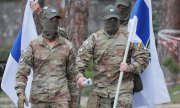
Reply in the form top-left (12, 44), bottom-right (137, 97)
top-left (0, 0), bottom-right (180, 108)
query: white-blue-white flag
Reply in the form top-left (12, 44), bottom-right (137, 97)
top-left (1, 0), bottom-right (37, 107)
top-left (128, 0), bottom-right (171, 107)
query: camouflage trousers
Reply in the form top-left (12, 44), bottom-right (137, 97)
top-left (30, 90), bottom-right (71, 108)
top-left (86, 78), bottom-right (134, 108)
top-left (100, 94), bottom-right (132, 108)
top-left (31, 102), bottom-right (69, 108)
top-left (86, 92), bottom-right (132, 108)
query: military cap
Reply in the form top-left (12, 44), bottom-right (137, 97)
top-left (42, 6), bottom-right (61, 19)
top-left (116, 0), bottom-right (131, 7)
top-left (103, 5), bottom-right (120, 20)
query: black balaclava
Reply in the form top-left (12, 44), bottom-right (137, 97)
top-left (40, 6), bottom-right (61, 39)
top-left (104, 17), bottom-right (120, 35)
top-left (42, 17), bottom-right (59, 39)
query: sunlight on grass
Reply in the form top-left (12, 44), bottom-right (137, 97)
top-left (168, 84), bottom-right (180, 103)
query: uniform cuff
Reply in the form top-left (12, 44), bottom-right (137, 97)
top-left (129, 64), bottom-right (135, 72)
top-left (38, 9), bottom-right (43, 15)
top-left (76, 72), bottom-right (84, 81)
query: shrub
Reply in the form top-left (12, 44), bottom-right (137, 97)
top-left (0, 45), bottom-right (10, 62)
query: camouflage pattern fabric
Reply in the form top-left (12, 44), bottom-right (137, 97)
top-left (58, 27), bottom-right (68, 39)
top-left (15, 34), bottom-right (78, 108)
top-left (97, 92), bottom-right (132, 108)
top-left (31, 101), bottom-right (69, 108)
top-left (76, 28), bottom-right (149, 107)
top-left (88, 81), bottom-right (133, 108)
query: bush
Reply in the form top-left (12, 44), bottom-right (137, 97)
top-left (0, 45), bottom-right (10, 62)
top-left (163, 58), bottom-right (180, 75)
top-left (82, 60), bottom-right (94, 96)
top-left (168, 84), bottom-right (180, 103)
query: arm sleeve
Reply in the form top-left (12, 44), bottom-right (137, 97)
top-left (58, 27), bottom-right (68, 39)
top-left (15, 44), bottom-right (33, 96)
top-left (128, 43), bottom-right (149, 74)
top-left (66, 46), bottom-right (78, 107)
top-left (75, 34), bottom-right (95, 80)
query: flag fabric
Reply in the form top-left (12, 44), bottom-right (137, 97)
top-left (128, 0), bottom-right (171, 107)
top-left (1, 0), bottom-right (37, 107)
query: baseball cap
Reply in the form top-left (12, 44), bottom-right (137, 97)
top-left (103, 5), bottom-right (120, 20)
top-left (42, 6), bottom-right (61, 19)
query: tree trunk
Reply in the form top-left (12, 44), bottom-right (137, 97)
top-left (158, 0), bottom-right (180, 64)
top-left (159, 0), bottom-right (180, 30)
top-left (158, 0), bottom-right (180, 83)
top-left (64, 0), bottom-right (91, 51)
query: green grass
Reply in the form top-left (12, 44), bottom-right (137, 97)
top-left (82, 85), bottom-right (93, 96)
top-left (0, 91), bottom-right (5, 96)
top-left (163, 58), bottom-right (180, 74)
top-left (81, 61), bottom-right (94, 96)
top-left (168, 84), bottom-right (180, 103)
top-left (84, 60), bottom-right (94, 78)
top-left (80, 105), bottom-right (85, 108)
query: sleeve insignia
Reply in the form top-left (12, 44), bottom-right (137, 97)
top-left (20, 58), bottom-right (24, 62)
top-left (22, 49), bottom-right (27, 53)
top-left (85, 40), bottom-right (89, 45)
top-left (79, 47), bottom-right (84, 52)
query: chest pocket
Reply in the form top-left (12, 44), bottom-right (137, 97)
top-left (51, 58), bottom-right (66, 70)
top-left (33, 54), bottom-right (50, 71)
top-left (114, 44), bottom-right (125, 57)
top-left (106, 44), bottom-right (125, 64)
top-left (49, 57), bottom-right (67, 77)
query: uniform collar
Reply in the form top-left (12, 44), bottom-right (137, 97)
top-left (104, 28), bottom-right (121, 38)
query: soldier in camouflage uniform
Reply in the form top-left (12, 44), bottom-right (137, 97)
top-left (76, 5), bottom-right (149, 108)
top-left (15, 7), bottom-right (77, 108)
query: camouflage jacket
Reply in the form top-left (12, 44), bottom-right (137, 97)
top-left (58, 27), bottom-right (68, 39)
top-left (15, 34), bottom-right (78, 105)
top-left (76, 28), bottom-right (149, 98)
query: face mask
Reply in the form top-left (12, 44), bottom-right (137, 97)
top-left (104, 18), bottom-right (120, 35)
top-left (42, 17), bottom-right (59, 39)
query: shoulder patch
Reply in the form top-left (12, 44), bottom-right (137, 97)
top-left (93, 33), bottom-right (97, 37)
top-left (79, 46), bottom-right (85, 52)
top-left (23, 49), bottom-right (27, 53)
top-left (85, 40), bottom-right (89, 45)
top-left (19, 57), bottom-right (24, 62)
top-left (95, 29), bottom-right (104, 35)
top-left (62, 37), bottom-right (72, 49)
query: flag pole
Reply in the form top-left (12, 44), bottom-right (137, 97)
top-left (113, 21), bottom-right (136, 108)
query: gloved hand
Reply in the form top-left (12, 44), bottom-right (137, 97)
top-left (18, 93), bottom-right (29, 108)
